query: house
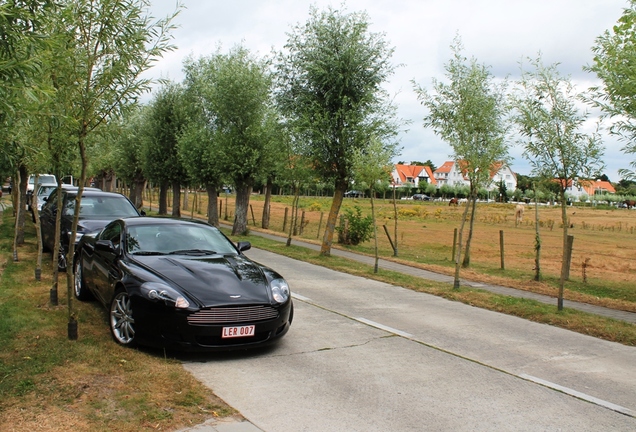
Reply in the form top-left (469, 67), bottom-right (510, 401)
top-left (564, 178), bottom-right (616, 201)
top-left (391, 164), bottom-right (437, 189)
top-left (433, 160), bottom-right (517, 191)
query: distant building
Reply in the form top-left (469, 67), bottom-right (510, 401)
top-left (391, 163), bottom-right (437, 188)
top-left (433, 160), bottom-right (517, 191)
top-left (563, 178), bottom-right (616, 200)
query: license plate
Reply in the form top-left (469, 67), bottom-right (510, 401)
top-left (222, 325), bottom-right (255, 338)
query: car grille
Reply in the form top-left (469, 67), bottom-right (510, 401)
top-left (187, 305), bottom-right (278, 325)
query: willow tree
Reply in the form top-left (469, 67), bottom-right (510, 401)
top-left (185, 46), bottom-right (274, 235)
top-left (413, 37), bottom-right (509, 286)
top-left (353, 137), bottom-right (399, 272)
top-left (55, 0), bottom-right (179, 337)
top-left (512, 57), bottom-right (604, 311)
top-left (586, 0), bottom-right (636, 180)
top-left (142, 82), bottom-right (189, 216)
top-left (275, 5), bottom-right (401, 256)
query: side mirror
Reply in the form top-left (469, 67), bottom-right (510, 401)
top-left (140, 210), bottom-right (146, 216)
top-left (95, 239), bottom-right (116, 253)
top-left (237, 241), bottom-right (251, 252)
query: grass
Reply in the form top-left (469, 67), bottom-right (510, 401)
top-left (0, 209), bottom-right (237, 432)
top-left (228, 227), bottom-right (636, 347)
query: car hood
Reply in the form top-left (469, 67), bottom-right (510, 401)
top-left (132, 254), bottom-right (273, 306)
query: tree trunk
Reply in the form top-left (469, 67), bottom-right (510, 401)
top-left (159, 181), bottom-right (168, 215)
top-left (558, 189), bottom-right (569, 310)
top-left (171, 181), bottom-right (181, 217)
top-left (462, 194), bottom-right (478, 268)
top-left (453, 195), bottom-right (472, 289)
top-left (67, 132), bottom-right (90, 335)
top-left (320, 180), bottom-right (347, 256)
top-left (16, 164), bottom-right (28, 245)
top-left (392, 185), bottom-right (398, 257)
top-left (50, 179), bottom-right (64, 306)
top-left (182, 188), bottom-right (189, 211)
top-left (534, 188), bottom-right (541, 281)
top-left (232, 183), bottom-right (252, 235)
top-left (205, 184), bottom-right (219, 226)
top-left (262, 178), bottom-right (272, 229)
top-left (286, 185), bottom-right (300, 247)
top-left (129, 177), bottom-right (145, 210)
top-left (371, 191), bottom-right (379, 273)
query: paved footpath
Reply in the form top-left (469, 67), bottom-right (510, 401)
top-left (248, 229), bottom-right (636, 324)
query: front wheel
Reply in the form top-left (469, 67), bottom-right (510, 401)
top-left (110, 290), bottom-right (136, 347)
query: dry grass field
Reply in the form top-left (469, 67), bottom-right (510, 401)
top-left (174, 190), bottom-right (636, 313)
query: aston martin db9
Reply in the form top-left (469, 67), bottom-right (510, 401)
top-left (73, 217), bottom-right (293, 351)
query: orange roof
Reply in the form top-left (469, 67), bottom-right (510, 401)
top-left (434, 161), bottom-right (454, 174)
top-left (578, 179), bottom-right (616, 195)
top-left (394, 164), bottom-right (437, 185)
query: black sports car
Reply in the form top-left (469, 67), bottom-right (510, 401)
top-left (40, 186), bottom-right (142, 269)
top-left (73, 217), bottom-right (293, 351)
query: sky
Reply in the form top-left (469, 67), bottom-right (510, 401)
top-left (144, 0), bottom-right (631, 181)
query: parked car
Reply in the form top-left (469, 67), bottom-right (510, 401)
top-left (40, 187), bottom-right (142, 269)
top-left (73, 217), bottom-right (293, 351)
top-left (344, 190), bottom-right (364, 198)
top-left (412, 194), bottom-right (430, 201)
top-left (29, 182), bottom-right (59, 221)
top-left (26, 174), bottom-right (56, 209)
top-left (27, 183), bottom-right (57, 213)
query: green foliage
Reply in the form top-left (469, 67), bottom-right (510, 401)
top-left (275, 5), bottom-right (401, 187)
top-left (413, 36), bottom-right (510, 195)
top-left (586, 0), bottom-right (636, 180)
top-left (336, 206), bottom-right (373, 245)
top-left (514, 57), bottom-right (605, 187)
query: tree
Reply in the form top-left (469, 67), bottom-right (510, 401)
top-left (353, 137), bottom-right (399, 272)
top-left (512, 57), bottom-right (605, 310)
top-left (276, 5), bottom-right (402, 256)
top-left (190, 46), bottom-right (274, 235)
top-left (143, 82), bottom-right (189, 216)
top-left (413, 37), bottom-right (509, 286)
top-left (112, 109), bottom-right (147, 209)
top-left (586, 0), bottom-right (636, 180)
top-left (55, 0), bottom-right (179, 337)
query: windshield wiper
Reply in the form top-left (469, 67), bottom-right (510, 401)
top-left (168, 249), bottom-right (217, 256)
top-left (131, 250), bottom-right (167, 256)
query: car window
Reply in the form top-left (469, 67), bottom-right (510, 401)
top-left (99, 222), bottom-right (122, 252)
top-left (62, 194), bottom-right (139, 218)
top-left (37, 185), bottom-right (57, 197)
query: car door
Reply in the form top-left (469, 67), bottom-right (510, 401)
top-left (92, 221), bottom-right (123, 303)
top-left (39, 189), bottom-right (62, 251)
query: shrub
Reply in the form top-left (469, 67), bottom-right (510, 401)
top-left (308, 202), bottom-right (322, 211)
top-left (336, 206), bottom-right (374, 245)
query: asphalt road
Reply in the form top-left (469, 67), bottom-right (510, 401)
top-left (182, 248), bottom-right (636, 431)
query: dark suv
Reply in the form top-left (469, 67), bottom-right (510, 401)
top-left (40, 187), bottom-right (143, 269)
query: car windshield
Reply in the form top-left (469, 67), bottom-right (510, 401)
top-left (30, 175), bottom-right (56, 185)
top-left (63, 195), bottom-right (139, 218)
top-left (126, 224), bottom-right (238, 255)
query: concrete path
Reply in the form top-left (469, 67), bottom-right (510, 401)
top-left (246, 229), bottom-right (636, 324)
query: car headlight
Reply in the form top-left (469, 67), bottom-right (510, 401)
top-left (269, 278), bottom-right (290, 304)
top-left (140, 282), bottom-right (190, 309)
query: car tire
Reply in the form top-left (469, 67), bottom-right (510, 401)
top-left (73, 258), bottom-right (93, 301)
top-left (109, 289), bottom-right (137, 347)
top-left (57, 244), bottom-right (67, 271)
